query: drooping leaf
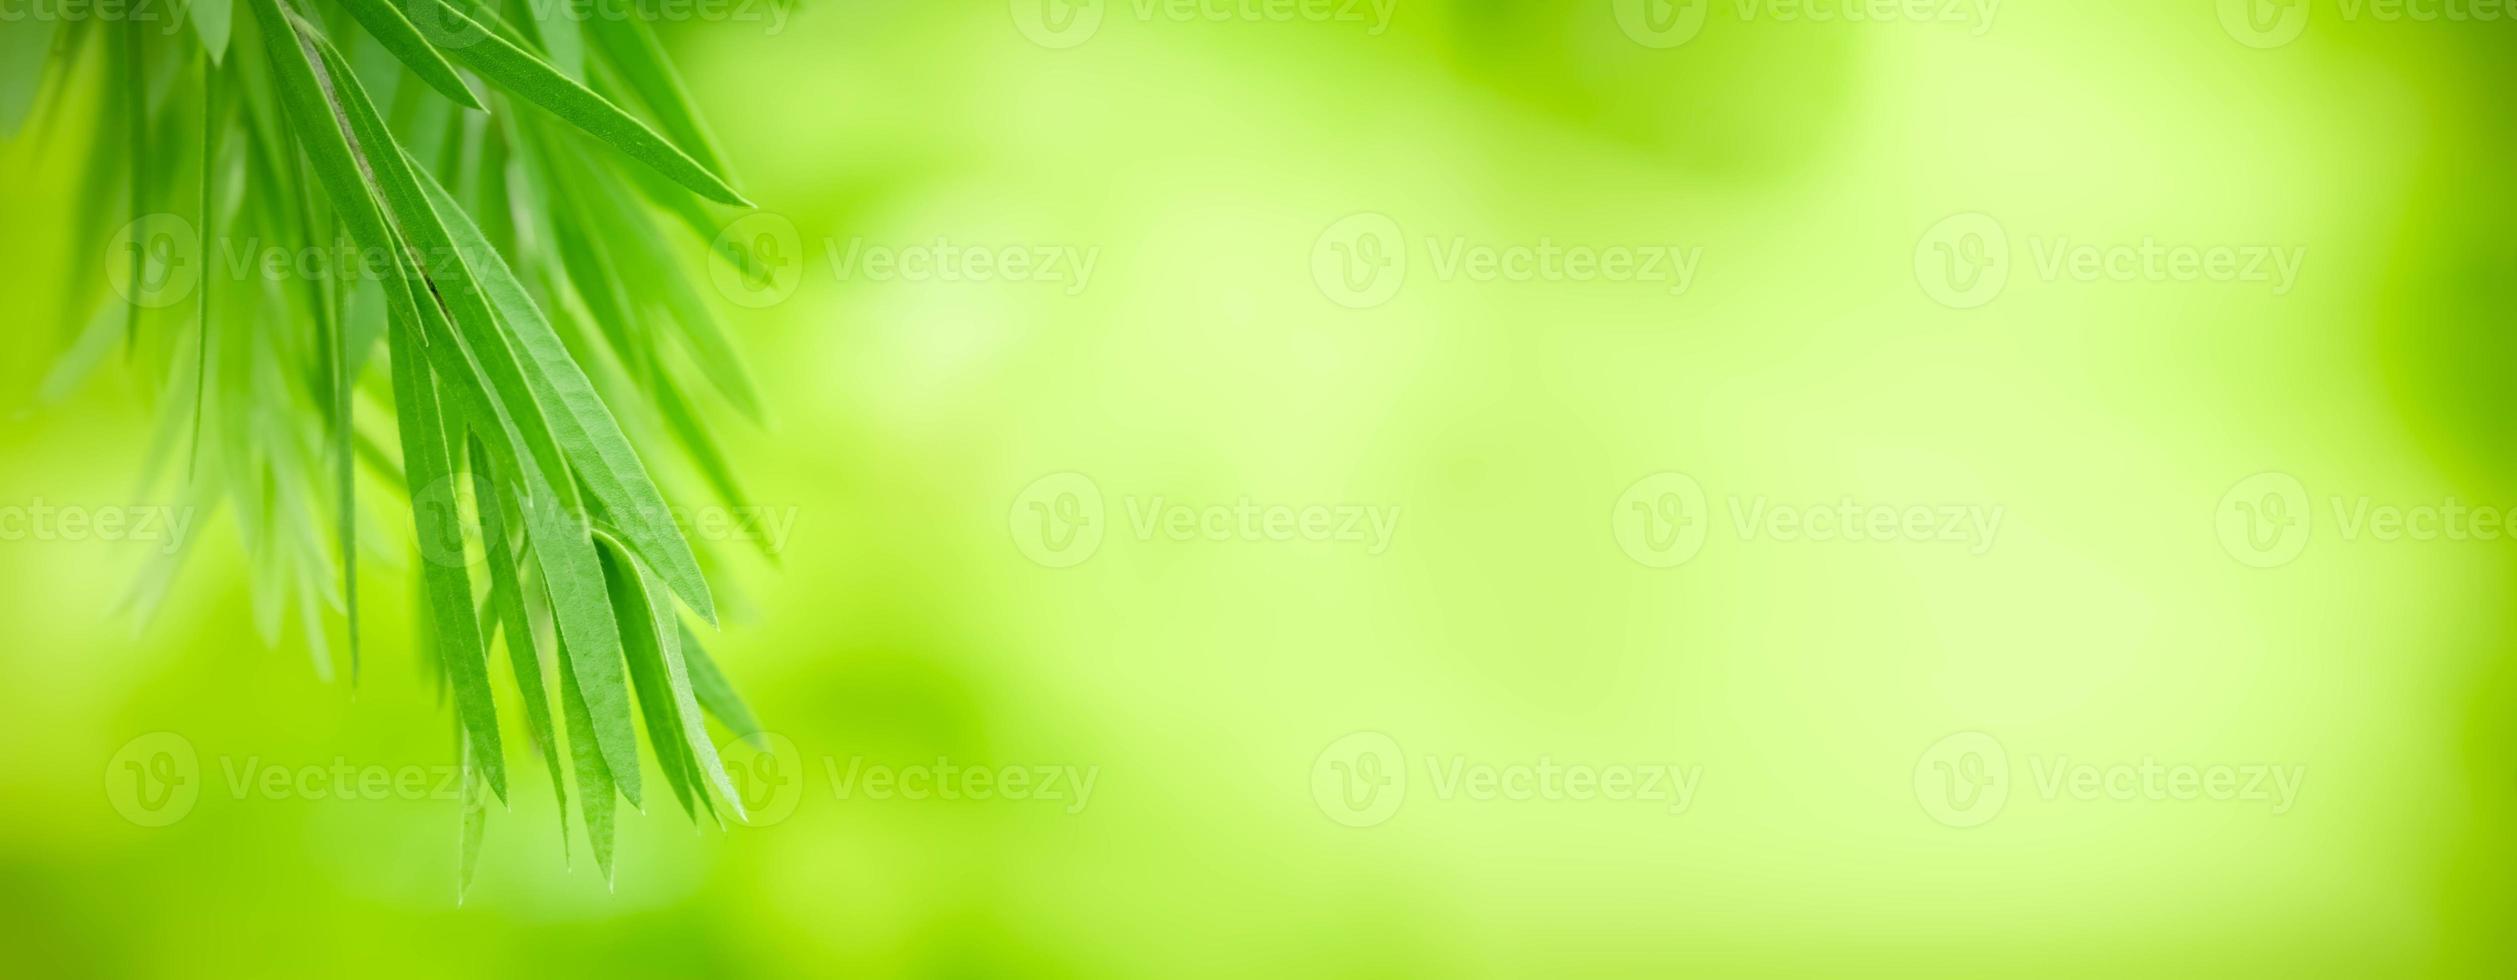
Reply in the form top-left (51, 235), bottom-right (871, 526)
top-left (599, 536), bottom-right (745, 823)
top-left (332, 0), bottom-right (483, 110)
top-left (385, 308), bottom-right (509, 801)
top-left (554, 624), bottom-right (618, 883)
top-left (191, 0), bottom-right (235, 63)
top-left (681, 623), bottom-right (762, 744)
top-left (582, 15), bottom-right (729, 182)
top-left (457, 731), bottom-right (488, 903)
top-left (304, 26), bottom-right (583, 518)
top-left (410, 157), bottom-right (720, 625)
top-left (121, 24), bottom-right (146, 350)
top-left (470, 435), bottom-right (568, 854)
top-left (416, 0), bottom-right (749, 206)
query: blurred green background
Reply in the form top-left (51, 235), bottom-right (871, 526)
top-left (7, 0), bottom-right (2517, 975)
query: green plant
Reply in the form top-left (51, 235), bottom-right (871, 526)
top-left (3, 3), bottom-right (774, 894)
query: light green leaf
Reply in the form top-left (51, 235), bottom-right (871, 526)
top-left (680, 623), bottom-right (763, 743)
top-left (457, 731), bottom-right (488, 902)
top-left (191, 0), bottom-right (234, 63)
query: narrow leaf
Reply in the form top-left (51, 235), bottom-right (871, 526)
top-left (305, 26), bottom-right (583, 518)
top-left (409, 159), bottom-right (720, 625)
top-left (385, 309), bottom-right (509, 801)
top-left (602, 535), bottom-right (746, 822)
top-left (416, 0), bottom-right (749, 205)
top-left (333, 0), bottom-right (484, 110)
top-left (681, 623), bottom-right (762, 743)
top-left (582, 15), bottom-right (729, 181)
top-left (192, 0), bottom-right (235, 63)
top-left (555, 626), bottom-right (618, 884)
top-left (457, 731), bottom-right (488, 902)
top-left (470, 435), bottom-right (569, 850)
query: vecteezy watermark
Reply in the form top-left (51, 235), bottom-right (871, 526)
top-left (0, 0), bottom-right (199, 35)
top-left (1009, 472), bottom-right (1401, 567)
top-left (106, 732), bottom-right (199, 827)
top-left (1612, 472), bottom-right (2003, 567)
top-left (408, 474), bottom-right (799, 569)
top-left (705, 212), bottom-right (1097, 307)
top-left (1913, 731), bottom-right (2306, 828)
top-left (2218, 0), bottom-right (2514, 49)
top-left (107, 732), bottom-right (482, 827)
top-left (0, 499), bottom-right (194, 555)
top-left (1310, 212), bottom-right (1704, 310)
top-left (717, 732), bottom-right (1098, 826)
top-left (1613, 0), bottom-right (2001, 48)
top-left (107, 213), bottom-right (489, 309)
top-left (2215, 471), bottom-right (2517, 568)
top-left (1011, 0), bottom-right (1399, 49)
top-left (1310, 731), bottom-right (1702, 828)
top-left (1912, 212), bottom-right (2305, 309)
top-left (111, 731), bottom-right (1098, 829)
top-left (511, 0), bottom-right (798, 37)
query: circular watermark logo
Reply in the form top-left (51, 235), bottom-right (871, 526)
top-left (711, 211), bottom-right (805, 309)
top-left (1914, 211), bottom-right (2009, 309)
top-left (2216, 471), bottom-right (2311, 568)
top-left (1312, 731), bottom-right (1406, 828)
top-left (719, 731), bottom-right (807, 828)
top-left (1913, 731), bottom-right (2008, 828)
top-left (107, 732), bottom-right (201, 827)
top-left (1010, 472), bottom-right (1106, 568)
top-left (407, 0), bottom-right (493, 50)
top-left (1013, 0), bottom-right (1105, 48)
top-left (2219, 0), bottom-right (2309, 49)
top-left (107, 213), bottom-right (201, 310)
top-left (1612, 0), bottom-right (1709, 48)
top-left (1612, 472), bottom-right (1709, 568)
top-left (1311, 212), bottom-right (1407, 310)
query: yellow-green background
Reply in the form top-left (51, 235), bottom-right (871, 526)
top-left (5, 1), bottom-right (2516, 975)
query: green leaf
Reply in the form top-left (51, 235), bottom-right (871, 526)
top-left (191, 55), bottom-right (220, 481)
top-left (524, 0), bottom-right (585, 81)
top-left (410, 157), bottom-right (720, 624)
top-left (573, 171), bottom-right (765, 424)
top-left (554, 624), bottom-right (618, 884)
top-left (599, 541), bottom-right (698, 819)
top-left (680, 623), bottom-right (763, 743)
top-left (470, 436), bottom-right (568, 852)
top-left (582, 15), bottom-right (729, 183)
top-left (385, 299), bottom-right (508, 802)
top-left (121, 24), bottom-right (146, 351)
top-left (517, 484), bottom-right (644, 809)
top-left (333, 0), bottom-right (483, 111)
top-left (599, 537), bottom-right (746, 824)
top-left (238, 0), bottom-right (424, 338)
top-left (191, 0), bottom-right (235, 63)
top-left (416, 0), bottom-right (749, 206)
top-left (303, 26), bottom-right (583, 520)
top-left (0, 20), bottom-right (54, 140)
top-left (457, 730), bottom-right (488, 902)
